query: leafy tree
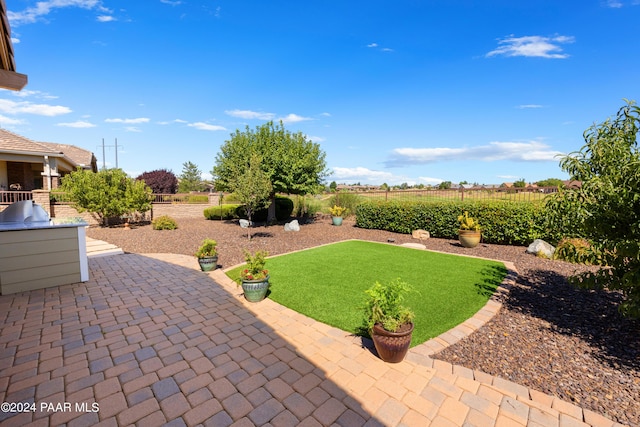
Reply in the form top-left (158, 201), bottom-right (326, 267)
top-left (211, 121), bottom-right (329, 222)
top-left (178, 161), bottom-right (204, 193)
top-left (380, 183), bottom-right (389, 191)
top-left (535, 178), bottom-right (564, 188)
top-left (233, 154), bottom-right (273, 239)
top-left (513, 179), bottom-right (527, 188)
top-left (61, 168), bottom-right (152, 226)
top-left (438, 181), bottom-right (452, 190)
top-left (329, 181), bottom-right (337, 192)
top-left (136, 169), bottom-right (178, 194)
top-left (545, 100), bottom-right (640, 318)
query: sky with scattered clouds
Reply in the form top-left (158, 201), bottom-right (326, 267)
top-left (3, 0), bottom-right (639, 185)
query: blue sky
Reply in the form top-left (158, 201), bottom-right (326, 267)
top-left (2, 0), bottom-right (639, 186)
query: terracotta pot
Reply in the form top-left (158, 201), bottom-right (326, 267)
top-left (197, 256), bottom-right (218, 272)
top-left (371, 322), bottom-right (414, 363)
top-left (241, 276), bottom-right (270, 302)
top-left (458, 229), bottom-right (481, 248)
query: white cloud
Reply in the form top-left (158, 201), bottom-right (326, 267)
top-left (124, 126), bottom-right (142, 133)
top-left (160, 0), bottom-right (183, 5)
top-left (516, 104), bottom-right (544, 109)
top-left (279, 113), bottom-right (312, 124)
top-left (105, 117), bottom-right (150, 124)
top-left (57, 120), bottom-right (96, 128)
top-left (0, 99), bottom-right (71, 116)
top-left (367, 42), bottom-right (394, 52)
top-left (417, 176), bottom-right (444, 185)
top-left (367, 43), bottom-right (379, 48)
top-left (8, 0), bottom-right (111, 27)
top-left (0, 114), bottom-right (24, 125)
top-left (307, 135), bottom-right (325, 143)
top-left (486, 35), bottom-right (575, 59)
top-left (157, 118), bottom-right (187, 125)
top-left (11, 37), bottom-right (19, 44)
top-left (8, 89), bottom-right (58, 99)
top-left (225, 109), bottom-right (275, 120)
top-left (97, 15), bottom-right (115, 22)
top-left (188, 122), bottom-right (227, 131)
top-left (386, 140), bottom-right (564, 167)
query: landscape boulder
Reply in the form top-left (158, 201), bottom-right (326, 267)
top-left (239, 219), bottom-right (253, 228)
top-left (284, 220), bottom-right (300, 232)
top-left (526, 239), bottom-right (556, 259)
top-left (412, 229), bottom-right (430, 240)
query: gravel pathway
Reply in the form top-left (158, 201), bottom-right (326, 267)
top-left (87, 216), bottom-right (640, 426)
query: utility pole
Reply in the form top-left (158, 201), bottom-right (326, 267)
top-left (98, 138), bottom-right (122, 170)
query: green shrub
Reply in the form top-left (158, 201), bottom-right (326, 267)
top-left (186, 195), bottom-right (209, 204)
top-left (356, 200), bottom-right (548, 245)
top-left (251, 196), bottom-right (294, 222)
top-left (152, 215), bottom-right (178, 230)
top-left (554, 238), bottom-right (605, 265)
top-left (204, 204), bottom-right (243, 220)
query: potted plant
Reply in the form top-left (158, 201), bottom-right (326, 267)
top-left (329, 205), bottom-right (347, 226)
top-left (457, 211), bottom-right (481, 248)
top-left (238, 250), bottom-right (270, 302)
top-left (363, 279), bottom-right (415, 363)
top-left (195, 239), bottom-right (218, 272)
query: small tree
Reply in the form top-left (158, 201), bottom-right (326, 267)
top-left (136, 169), bottom-right (178, 194)
top-left (61, 168), bottom-right (152, 226)
top-left (513, 179), bottom-right (526, 188)
top-left (546, 100), bottom-right (640, 318)
top-left (212, 121), bottom-right (329, 222)
top-left (233, 154), bottom-right (273, 239)
top-left (178, 161), bottom-right (204, 193)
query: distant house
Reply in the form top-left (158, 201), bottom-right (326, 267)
top-left (0, 129), bottom-right (97, 191)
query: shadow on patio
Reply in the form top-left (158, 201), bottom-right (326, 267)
top-left (0, 253), bottom-right (390, 426)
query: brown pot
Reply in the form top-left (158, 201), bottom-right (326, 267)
top-left (371, 322), bottom-right (414, 363)
top-left (458, 229), bottom-right (481, 248)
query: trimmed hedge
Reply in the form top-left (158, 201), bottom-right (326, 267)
top-left (204, 204), bottom-right (243, 220)
top-left (203, 196), bottom-right (294, 222)
top-left (356, 200), bottom-right (550, 246)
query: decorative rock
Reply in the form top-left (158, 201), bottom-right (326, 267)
top-left (284, 220), bottom-right (300, 232)
top-left (401, 243), bottom-right (427, 250)
top-left (526, 239), bottom-right (556, 259)
top-left (412, 229), bottom-right (430, 240)
top-left (239, 219), bottom-right (252, 228)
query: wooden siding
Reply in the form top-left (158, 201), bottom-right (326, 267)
top-left (0, 227), bottom-right (83, 295)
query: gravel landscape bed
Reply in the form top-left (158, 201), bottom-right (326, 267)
top-left (87, 216), bottom-right (640, 426)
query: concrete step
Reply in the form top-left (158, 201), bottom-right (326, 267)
top-left (86, 237), bottom-right (124, 258)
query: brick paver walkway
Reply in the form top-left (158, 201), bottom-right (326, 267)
top-left (0, 248), bottom-right (626, 426)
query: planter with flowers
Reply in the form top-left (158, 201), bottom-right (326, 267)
top-left (239, 250), bottom-right (270, 302)
top-left (329, 205), bottom-right (347, 226)
top-left (195, 239), bottom-right (218, 271)
top-left (457, 211), bottom-right (481, 248)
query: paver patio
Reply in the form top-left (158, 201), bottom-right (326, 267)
top-left (0, 247), bottom-right (627, 426)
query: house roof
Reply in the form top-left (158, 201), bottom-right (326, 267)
top-left (0, 128), bottom-right (96, 171)
top-left (0, 0), bottom-right (27, 91)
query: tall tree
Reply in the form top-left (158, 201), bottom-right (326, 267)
top-left (546, 100), bottom-right (640, 318)
top-left (178, 161), bottom-right (204, 193)
top-left (233, 154), bottom-right (273, 239)
top-left (136, 169), bottom-right (178, 194)
top-left (211, 121), bottom-right (329, 222)
top-left (61, 168), bottom-right (152, 226)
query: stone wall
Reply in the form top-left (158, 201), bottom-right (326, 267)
top-left (151, 203), bottom-right (212, 220)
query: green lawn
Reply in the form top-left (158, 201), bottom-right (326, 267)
top-left (226, 240), bottom-right (507, 347)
